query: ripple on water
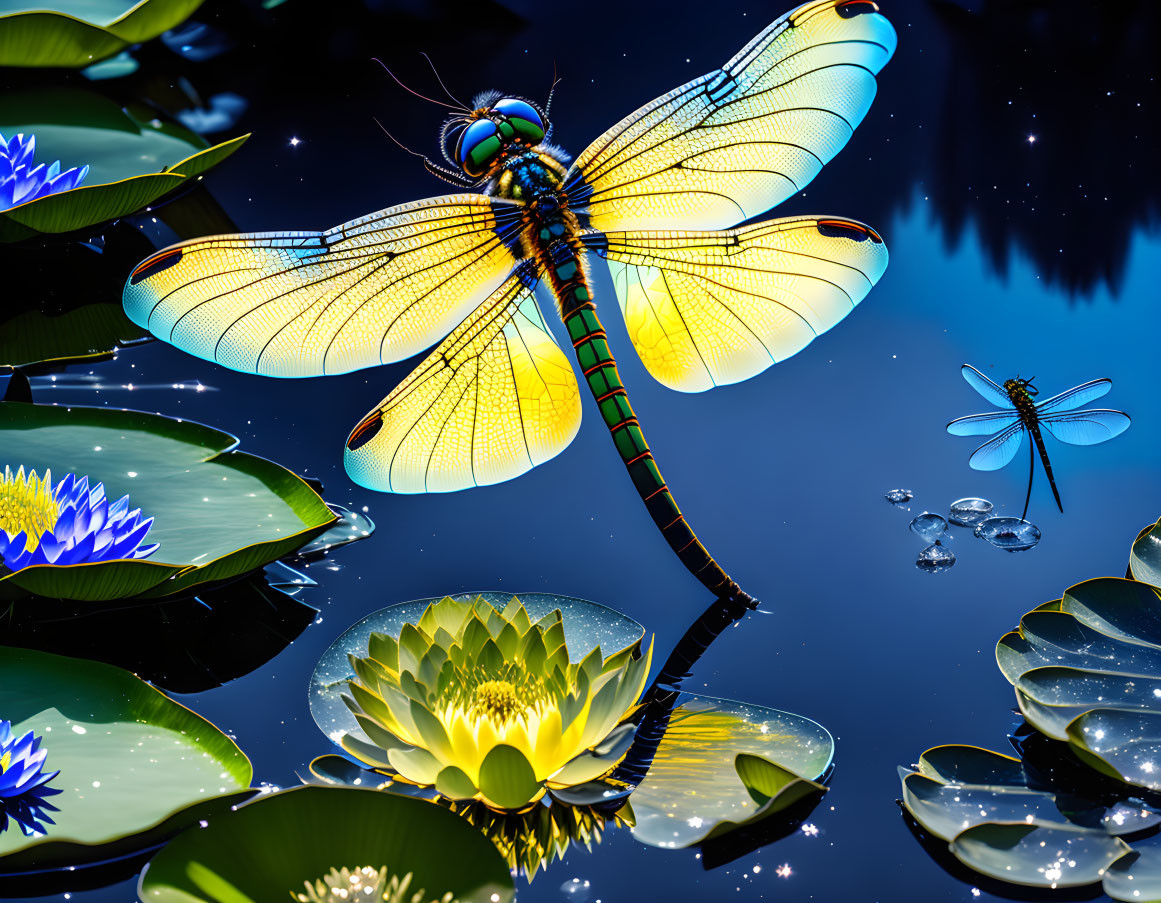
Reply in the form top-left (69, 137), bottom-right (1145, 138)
top-left (975, 517), bottom-right (1041, 552)
top-left (948, 497), bottom-right (993, 527)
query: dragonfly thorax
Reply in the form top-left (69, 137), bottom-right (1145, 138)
top-left (490, 149), bottom-right (568, 202)
top-left (1003, 377), bottom-right (1039, 410)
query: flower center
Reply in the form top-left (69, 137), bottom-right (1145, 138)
top-left (0, 466), bottom-right (58, 553)
top-left (295, 865), bottom-right (452, 903)
top-left (470, 679), bottom-right (527, 724)
top-left (0, 750), bottom-right (10, 774)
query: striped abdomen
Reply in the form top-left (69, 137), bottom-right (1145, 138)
top-left (547, 250), bottom-right (753, 605)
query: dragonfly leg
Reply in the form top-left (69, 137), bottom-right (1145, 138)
top-left (1022, 430), bottom-right (1034, 520)
top-left (563, 303), bottom-right (759, 610)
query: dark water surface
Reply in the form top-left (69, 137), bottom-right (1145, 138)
top-left (5, 0), bottom-right (1161, 900)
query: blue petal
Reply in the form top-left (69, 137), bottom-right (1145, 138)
top-left (52, 504), bottom-right (78, 541)
top-left (53, 472), bottom-right (75, 501)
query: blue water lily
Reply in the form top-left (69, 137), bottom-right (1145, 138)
top-left (0, 720), bottom-right (61, 836)
top-left (0, 466), bottom-right (158, 571)
top-left (0, 132), bottom-right (88, 211)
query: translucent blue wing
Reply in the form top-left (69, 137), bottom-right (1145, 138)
top-left (946, 410), bottom-right (1021, 437)
top-left (1039, 409), bottom-right (1131, 446)
top-left (961, 364), bottom-right (1012, 409)
top-left (1034, 378), bottom-right (1113, 414)
top-left (968, 421), bottom-right (1026, 471)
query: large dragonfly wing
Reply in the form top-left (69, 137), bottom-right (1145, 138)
top-left (595, 216), bottom-right (887, 392)
top-left (1035, 379), bottom-right (1113, 414)
top-left (343, 266), bottom-right (582, 493)
top-left (968, 421), bottom-right (1026, 471)
top-left (565, 0), bottom-right (896, 232)
top-left (1039, 409), bottom-right (1131, 446)
top-left (123, 195), bottom-right (524, 377)
top-left (946, 410), bottom-right (1021, 437)
top-left (960, 365), bottom-right (1013, 409)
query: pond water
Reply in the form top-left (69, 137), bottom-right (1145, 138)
top-left (3, 0), bottom-right (1161, 900)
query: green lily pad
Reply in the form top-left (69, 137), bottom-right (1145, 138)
top-left (0, 401), bottom-right (336, 602)
top-left (0, 646), bottom-right (253, 874)
top-left (0, 88), bottom-right (246, 241)
top-left (627, 693), bottom-right (832, 848)
top-left (996, 577), bottom-right (1161, 790)
top-left (0, 0), bottom-right (206, 67)
top-left (137, 785), bottom-right (515, 903)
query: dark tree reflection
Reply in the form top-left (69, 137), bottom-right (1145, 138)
top-left (925, 0), bottom-right (1161, 296)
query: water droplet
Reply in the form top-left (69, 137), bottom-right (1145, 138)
top-left (909, 512), bottom-right (949, 541)
top-left (916, 541), bottom-right (956, 573)
top-left (884, 488), bottom-right (913, 505)
top-left (560, 878), bottom-right (592, 900)
top-left (975, 517), bottom-right (1041, 552)
top-left (948, 497), bottom-right (994, 527)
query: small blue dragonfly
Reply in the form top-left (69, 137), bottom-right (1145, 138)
top-left (947, 365), bottom-right (1131, 518)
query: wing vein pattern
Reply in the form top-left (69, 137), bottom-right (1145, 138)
top-left (344, 266), bottom-right (583, 493)
top-left (124, 194), bottom-right (523, 377)
top-left (567, 0), bottom-right (897, 231)
top-left (597, 215), bottom-right (888, 392)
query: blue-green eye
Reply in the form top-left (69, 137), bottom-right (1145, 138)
top-left (492, 98), bottom-right (545, 143)
top-left (457, 119), bottom-right (501, 176)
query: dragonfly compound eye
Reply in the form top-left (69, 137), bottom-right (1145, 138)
top-left (491, 98), bottom-right (546, 143)
top-left (457, 119), bottom-right (502, 177)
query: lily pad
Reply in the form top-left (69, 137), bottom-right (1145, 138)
top-left (0, 0), bottom-right (205, 68)
top-left (1131, 515), bottom-right (1161, 590)
top-left (0, 401), bottom-right (336, 602)
top-left (0, 88), bottom-right (246, 241)
top-left (952, 822), bottom-right (1127, 889)
top-left (996, 577), bottom-right (1161, 791)
top-left (897, 744), bottom-right (1161, 894)
top-left (0, 646), bottom-right (253, 874)
top-left (137, 785), bottom-right (515, 903)
top-left (1105, 847), bottom-right (1161, 902)
top-left (627, 693), bottom-right (832, 848)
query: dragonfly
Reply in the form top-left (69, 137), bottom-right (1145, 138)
top-left (122, 0), bottom-right (897, 608)
top-left (947, 365), bottom-right (1131, 519)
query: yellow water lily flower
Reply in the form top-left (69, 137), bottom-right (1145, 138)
top-left (341, 595), bottom-right (652, 811)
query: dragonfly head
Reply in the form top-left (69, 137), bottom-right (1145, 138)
top-left (1005, 376), bottom-right (1039, 398)
top-left (443, 93), bottom-right (548, 179)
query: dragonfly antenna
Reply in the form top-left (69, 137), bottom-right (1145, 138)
top-left (371, 58), bottom-right (466, 112)
top-left (419, 52), bottom-right (470, 111)
top-left (372, 116), bottom-right (473, 186)
top-left (544, 61), bottom-right (561, 119)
